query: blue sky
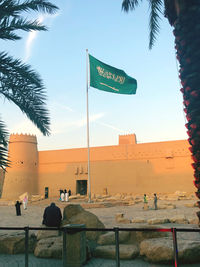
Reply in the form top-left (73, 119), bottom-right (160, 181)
top-left (1, 0), bottom-right (187, 151)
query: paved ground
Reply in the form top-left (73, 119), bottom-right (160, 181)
top-left (0, 254), bottom-right (200, 267)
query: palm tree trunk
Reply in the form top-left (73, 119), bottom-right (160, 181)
top-left (173, 2), bottom-right (200, 208)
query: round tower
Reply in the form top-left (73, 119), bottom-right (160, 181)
top-left (2, 134), bottom-right (38, 200)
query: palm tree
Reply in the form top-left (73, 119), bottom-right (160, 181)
top-left (122, 0), bottom-right (200, 207)
top-left (0, 0), bottom-right (58, 169)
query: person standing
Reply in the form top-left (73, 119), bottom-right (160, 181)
top-left (65, 190), bottom-right (69, 202)
top-left (61, 191), bottom-right (65, 202)
top-left (68, 189), bottom-right (71, 197)
top-left (59, 189), bottom-right (63, 201)
top-left (154, 193), bottom-right (158, 210)
top-left (143, 194), bottom-right (148, 210)
top-left (15, 201), bottom-right (22, 216)
top-left (23, 195), bottom-right (28, 210)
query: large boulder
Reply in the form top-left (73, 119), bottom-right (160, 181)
top-left (140, 237), bottom-right (200, 264)
top-left (34, 236), bottom-right (62, 259)
top-left (0, 232), bottom-right (36, 254)
top-left (63, 204), bottom-right (84, 220)
top-left (97, 231), bottom-right (130, 245)
top-left (93, 244), bottom-right (139, 259)
top-left (140, 237), bottom-right (173, 263)
top-left (131, 226), bottom-right (169, 244)
top-left (62, 204), bottom-right (105, 241)
top-left (36, 228), bottom-right (60, 241)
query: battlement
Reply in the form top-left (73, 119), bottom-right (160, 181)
top-left (118, 133), bottom-right (136, 145)
top-left (9, 134), bottom-right (37, 144)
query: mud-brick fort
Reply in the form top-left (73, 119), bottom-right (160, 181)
top-left (0, 133), bottom-right (194, 200)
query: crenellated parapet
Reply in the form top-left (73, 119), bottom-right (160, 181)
top-left (119, 133), bottom-right (137, 145)
top-left (9, 133), bottom-right (37, 144)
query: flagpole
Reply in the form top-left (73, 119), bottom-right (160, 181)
top-left (86, 49), bottom-right (91, 203)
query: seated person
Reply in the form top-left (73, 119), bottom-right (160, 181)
top-left (42, 202), bottom-right (62, 227)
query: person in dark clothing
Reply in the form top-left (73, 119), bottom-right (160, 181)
top-left (59, 189), bottom-right (63, 200)
top-left (15, 201), bottom-right (22, 216)
top-left (68, 189), bottom-right (71, 196)
top-left (42, 202), bottom-right (62, 227)
top-left (154, 193), bottom-right (158, 210)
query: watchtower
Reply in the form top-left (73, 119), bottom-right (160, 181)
top-left (2, 134), bottom-right (38, 199)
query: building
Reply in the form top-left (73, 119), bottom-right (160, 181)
top-left (0, 133), bottom-right (194, 200)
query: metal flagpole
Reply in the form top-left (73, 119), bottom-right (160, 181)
top-left (86, 49), bottom-right (91, 203)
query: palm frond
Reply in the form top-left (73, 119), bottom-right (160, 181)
top-left (148, 0), bottom-right (163, 49)
top-left (0, 0), bottom-right (58, 19)
top-left (0, 117), bottom-right (8, 147)
top-left (0, 31), bottom-right (21, 41)
top-left (0, 52), bottom-right (50, 136)
top-left (122, 0), bottom-right (141, 12)
top-left (0, 18), bottom-right (47, 41)
top-left (0, 145), bottom-right (9, 170)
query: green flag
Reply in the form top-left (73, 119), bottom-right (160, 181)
top-left (89, 54), bottom-right (137, 95)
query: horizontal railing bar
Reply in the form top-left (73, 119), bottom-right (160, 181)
top-left (0, 226), bottom-right (199, 232)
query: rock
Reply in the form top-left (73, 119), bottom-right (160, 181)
top-left (31, 195), bottom-right (44, 202)
top-left (174, 191), bottom-right (186, 196)
top-left (118, 218), bottom-right (130, 224)
top-left (169, 215), bottom-right (188, 224)
top-left (115, 213), bottom-right (124, 221)
top-left (0, 232), bottom-right (36, 254)
top-left (115, 213), bottom-right (130, 224)
top-left (123, 196), bottom-right (134, 201)
top-left (140, 237), bottom-right (200, 264)
top-left (105, 197), bottom-right (119, 202)
top-left (134, 199), bottom-right (143, 204)
top-left (133, 226), bottom-right (169, 244)
top-left (147, 218), bottom-right (170, 225)
top-left (36, 227), bottom-right (60, 241)
top-left (188, 218), bottom-right (198, 225)
top-left (97, 232), bottom-right (130, 245)
top-left (93, 244), bottom-right (139, 259)
top-left (128, 201), bottom-right (135, 205)
top-left (63, 204), bottom-right (84, 220)
top-left (131, 218), bottom-right (147, 224)
top-left (34, 236), bottom-right (62, 259)
top-left (140, 237), bottom-right (174, 263)
top-left (184, 203), bottom-right (195, 208)
top-left (62, 204), bottom-right (105, 241)
top-left (114, 193), bottom-right (122, 199)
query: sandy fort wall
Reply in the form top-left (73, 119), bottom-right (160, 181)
top-left (2, 134), bottom-right (38, 199)
top-left (37, 136), bottom-right (193, 197)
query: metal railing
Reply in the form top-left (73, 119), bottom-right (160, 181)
top-left (0, 226), bottom-right (200, 267)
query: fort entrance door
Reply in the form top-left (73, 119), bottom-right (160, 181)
top-left (76, 180), bottom-right (87, 195)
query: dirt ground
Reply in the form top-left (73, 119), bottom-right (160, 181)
top-left (0, 197), bottom-right (199, 232)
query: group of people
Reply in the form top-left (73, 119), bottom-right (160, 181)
top-left (59, 189), bottom-right (71, 202)
top-left (144, 193), bottom-right (158, 210)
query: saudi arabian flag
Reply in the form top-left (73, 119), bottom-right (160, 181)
top-left (89, 54), bottom-right (137, 95)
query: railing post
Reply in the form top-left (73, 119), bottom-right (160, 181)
top-left (172, 228), bottom-right (179, 267)
top-left (62, 227), bottom-right (67, 267)
top-left (24, 226), bottom-right (29, 267)
top-left (114, 227), bottom-right (120, 267)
